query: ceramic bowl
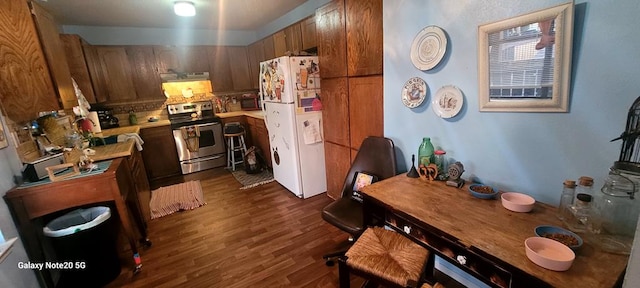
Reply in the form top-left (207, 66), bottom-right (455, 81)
top-left (148, 116), bottom-right (159, 122)
top-left (535, 225), bottom-right (583, 250)
top-left (525, 237), bottom-right (575, 271)
top-left (501, 192), bottom-right (535, 212)
top-left (467, 184), bottom-right (498, 199)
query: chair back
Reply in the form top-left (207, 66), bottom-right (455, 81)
top-left (340, 136), bottom-right (397, 198)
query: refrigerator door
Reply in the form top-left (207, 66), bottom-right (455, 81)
top-left (287, 56), bottom-right (321, 114)
top-left (260, 56), bottom-right (294, 104)
top-left (264, 102), bottom-right (303, 197)
top-left (295, 111), bottom-right (327, 198)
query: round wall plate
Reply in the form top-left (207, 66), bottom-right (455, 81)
top-left (410, 25), bottom-right (448, 71)
top-left (401, 77), bottom-right (428, 108)
top-left (432, 85), bottom-right (463, 118)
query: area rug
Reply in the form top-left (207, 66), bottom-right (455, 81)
top-left (231, 169), bottom-right (275, 190)
top-left (149, 180), bottom-right (206, 219)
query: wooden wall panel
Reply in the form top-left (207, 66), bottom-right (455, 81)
top-left (349, 76), bottom-right (383, 150)
top-left (324, 141), bottom-right (351, 199)
top-left (346, 0), bottom-right (383, 76)
top-left (316, 0), bottom-right (347, 78)
top-left (0, 0), bottom-right (59, 123)
top-left (321, 77), bottom-right (349, 146)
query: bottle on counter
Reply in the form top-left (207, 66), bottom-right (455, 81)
top-left (557, 179), bottom-right (576, 221)
top-left (418, 137), bottom-right (435, 167)
top-left (128, 109), bottom-right (138, 125)
top-left (576, 176), bottom-right (594, 198)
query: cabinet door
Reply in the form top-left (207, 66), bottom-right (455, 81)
top-left (322, 77), bottom-right (349, 147)
top-left (128, 148), bottom-right (152, 222)
top-left (273, 31), bottom-right (287, 57)
top-left (227, 47), bottom-right (252, 90)
top-left (140, 125), bottom-right (181, 181)
top-left (349, 76), bottom-right (383, 150)
top-left (0, 0), bottom-right (59, 123)
top-left (301, 15), bottom-right (317, 51)
top-left (31, 1), bottom-right (77, 110)
top-left (153, 46), bottom-right (181, 73)
top-left (346, 0), bottom-right (382, 76)
top-left (247, 42), bottom-right (265, 90)
top-left (94, 46), bottom-right (137, 102)
top-left (207, 46), bottom-right (234, 92)
top-left (126, 46), bottom-right (163, 100)
top-left (254, 118), bottom-right (272, 168)
top-left (324, 141), bottom-right (351, 199)
top-left (60, 34), bottom-right (97, 103)
top-left (181, 46), bottom-right (210, 72)
top-left (285, 24), bottom-right (303, 53)
top-left (263, 36), bottom-right (276, 60)
top-left (316, 0), bottom-right (347, 78)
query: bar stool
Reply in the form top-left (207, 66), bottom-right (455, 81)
top-left (224, 122), bottom-right (247, 171)
top-left (338, 226), bottom-right (434, 288)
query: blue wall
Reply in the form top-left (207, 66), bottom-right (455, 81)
top-left (383, 0), bottom-right (640, 206)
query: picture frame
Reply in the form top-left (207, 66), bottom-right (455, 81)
top-left (350, 171), bottom-right (378, 202)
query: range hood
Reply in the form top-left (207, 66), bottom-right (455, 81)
top-left (160, 72), bottom-right (209, 82)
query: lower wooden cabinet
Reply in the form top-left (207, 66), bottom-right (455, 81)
top-left (324, 141), bottom-right (351, 199)
top-left (245, 116), bottom-right (272, 168)
top-left (126, 148), bottom-right (152, 223)
top-left (140, 125), bottom-right (181, 181)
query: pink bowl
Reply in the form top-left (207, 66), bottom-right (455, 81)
top-left (525, 237), bottom-right (575, 271)
top-left (501, 192), bottom-right (535, 212)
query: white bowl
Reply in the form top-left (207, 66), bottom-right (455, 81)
top-left (501, 192), bottom-right (535, 212)
top-left (525, 237), bottom-right (575, 271)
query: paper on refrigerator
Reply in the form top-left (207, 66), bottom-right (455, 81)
top-left (303, 118), bottom-right (322, 144)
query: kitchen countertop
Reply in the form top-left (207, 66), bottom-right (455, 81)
top-left (64, 126), bottom-right (141, 164)
top-left (127, 110), bottom-right (265, 130)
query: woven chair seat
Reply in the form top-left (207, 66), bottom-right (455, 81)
top-left (345, 227), bottom-right (430, 287)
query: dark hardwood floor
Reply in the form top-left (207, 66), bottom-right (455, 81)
top-left (105, 167), bottom-right (363, 287)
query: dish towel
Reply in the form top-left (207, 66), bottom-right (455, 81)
top-left (180, 126), bottom-right (200, 152)
top-left (117, 133), bottom-right (144, 151)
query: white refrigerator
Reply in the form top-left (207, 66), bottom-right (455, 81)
top-left (259, 56), bottom-right (326, 198)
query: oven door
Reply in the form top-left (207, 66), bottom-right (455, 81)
top-left (173, 122), bottom-right (226, 173)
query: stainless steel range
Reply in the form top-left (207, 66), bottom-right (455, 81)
top-left (167, 101), bottom-right (226, 174)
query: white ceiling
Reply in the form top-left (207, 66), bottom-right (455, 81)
top-left (36, 0), bottom-right (309, 30)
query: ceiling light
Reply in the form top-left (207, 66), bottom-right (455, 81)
top-left (174, 1), bottom-right (196, 17)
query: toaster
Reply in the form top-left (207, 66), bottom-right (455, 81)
top-left (23, 153), bottom-right (65, 182)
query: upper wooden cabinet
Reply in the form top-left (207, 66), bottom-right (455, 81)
top-left (301, 16), bottom-right (317, 51)
top-left (263, 36), bottom-right (276, 60)
top-left (227, 47), bottom-right (253, 90)
top-left (207, 46), bottom-right (234, 92)
top-left (346, 0), bottom-right (383, 76)
top-left (247, 41), bottom-right (265, 90)
top-left (125, 46), bottom-right (163, 100)
top-left (93, 46), bottom-right (137, 102)
top-left (316, 0), bottom-right (347, 78)
top-left (60, 34), bottom-right (97, 104)
top-left (273, 30), bottom-right (287, 57)
top-left (285, 24), bottom-right (303, 54)
top-left (153, 46), bottom-right (210, 73)
top-left (0, 0), bottom-right (60, 123)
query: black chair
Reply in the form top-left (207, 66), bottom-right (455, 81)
top-left (321, 136), bottom-right (397, 266)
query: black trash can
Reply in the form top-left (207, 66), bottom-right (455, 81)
top-left (43, 206), bottom-right (121, 288)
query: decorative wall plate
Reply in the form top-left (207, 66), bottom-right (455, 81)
top-left (401, 77), bottom-right (428, 108)
top-left (432, 85), bottom-right (463, 118)
top-left (411, 26), bottom-right (448, 71)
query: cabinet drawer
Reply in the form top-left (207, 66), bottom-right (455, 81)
top-left (385, 212), bottom-right (511, 288)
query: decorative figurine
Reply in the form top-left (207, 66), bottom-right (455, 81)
top-left (419, 163), bottom-right (439, 182)
top-left (446, 161), bottom-right (465, 188)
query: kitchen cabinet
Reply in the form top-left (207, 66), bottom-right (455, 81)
top-left (126, 46), bottom-right (164, 100)
top-left (140, 125), bottom-right (182, 181)
top-left (317, 0), bottom-right (383, 199)
top-left (247, 41), bottom-right (265, 90)
top-left (273, 30), bottom-right (287, 57)
top-left (349, 76), bottom-right (383, 150)
top-left (126, 147), bottom-right (152, 223)
top-left (246, 116), bottom-right (272, 168)
top-left (345, 0), bottom-right (383, 76)
top-left (316, 0), bottom-right (347, 79)
top-left (285, 23), bottom-right (303, 54)
top-left (324, 141), bottom-right (351, 199)
top-left (60, 34), bottom-right (97, 103)
top-left (0, 0), bottom-right (60, 123)
top-left (207, 46), bottom-right (235, 92)
top-left (154, 46), bottom-right (210, 73)
top-left (227, 47), bottom-right (252, 90)
top-left (93, 46), bottom-right (137, 102)
top-left (153, 46), bottom-right (180, 73)
top-left (263, 36), bottom-right (276, 60)
top-left (30, 1), bottom-right (77, 111)
top-left (301, 15), bottom-right (317, 51)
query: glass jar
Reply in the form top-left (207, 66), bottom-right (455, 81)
top-left (557, 180), bottom-right (576, 221)
top-left (434, 150), bottom-right (446, 180)
top-left (565, 193), bottom-right (592, 233)
top-left (590, 164), bottom-right (640, 255)
top-left (418, 137), bottom-right (434, 167)
top-left (576, 176), bottom-right (594, 200)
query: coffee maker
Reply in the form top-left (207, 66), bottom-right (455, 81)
top-left (91, 107), bottom-right (119, 129)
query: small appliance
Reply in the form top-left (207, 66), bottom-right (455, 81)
top-left (22, 153), bottom-right (65, 182)
top-left (90, 107), bottom-right (119, 129)
top-left (240, 93), bottom-right (261, 111)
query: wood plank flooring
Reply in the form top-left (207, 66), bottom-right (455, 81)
top-left (105, 167), bottom-right (363, 288)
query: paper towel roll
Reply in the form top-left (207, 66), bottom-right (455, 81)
top-left (87, 111), bottom-right (102, 133)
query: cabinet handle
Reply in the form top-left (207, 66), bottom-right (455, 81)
top-left (403, 225), bottom-right (412, 234)
top-left (456, 255), bottom-right (467, 265)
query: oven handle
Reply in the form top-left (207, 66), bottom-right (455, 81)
top-left (182, 154), bottom-right (224, 164)
top-left (172, 122), bottom-right (220, 130)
